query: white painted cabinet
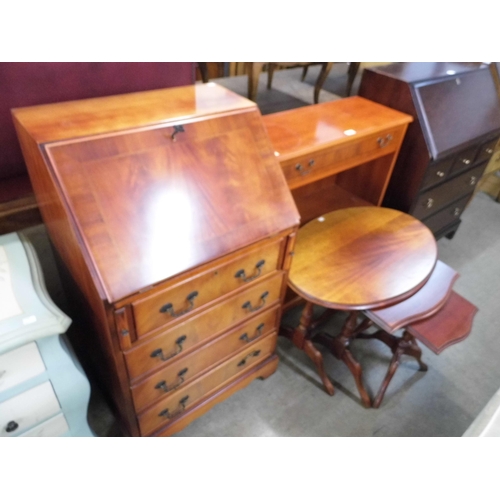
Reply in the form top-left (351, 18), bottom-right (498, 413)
top-left (0, 232), bottom-right (93, 437)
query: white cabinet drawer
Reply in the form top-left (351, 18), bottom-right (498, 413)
top-left (0, 381), bottom-right (61, 436)
top-left (0, 342), bottom-right (46, 394)
top-left (19, 413), bottom-right (69, 437)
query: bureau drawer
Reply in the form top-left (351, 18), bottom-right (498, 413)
top-left (0, 381), bottom-right (61, 437)
top-left (280, 127), bottom-right (404, 188)
top-left (475, 137), bottom-right (498, 164)
top-left (421, 157), bottom-right (454, 190)
top-left (0, 342), bottom-right (46, 394)
top-left (130, 306), bottom-right (279, 411)
top-left (412, 163), bottom-right (487, 220)
top-left (19, 413), bottom-right (69, 437)
top-left (450, 145), bottom-right (479, 175)
top-left (124, 272), bottom-right (284, 380)
top-left (130, 239), bottom-right (284, 339)
top-left (421, 195), bottom-right (470, 235)
top-left (138, 332), bottom-right (277, 436)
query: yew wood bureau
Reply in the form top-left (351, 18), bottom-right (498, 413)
top-left (12, 84), bottom-right (300, 436)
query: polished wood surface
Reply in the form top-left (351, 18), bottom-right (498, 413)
top-left (264, 96), bottom-right (411, 161)
top-left (263, 97), bottom-right (412, 224)
top-left (288, 207), bottom-right (437, 310)
top-left (13, 83), bottom-right (299, 436)
top-left (15, 87), bottom-right (299, 304)
top-left (12, 84), bottom-right (255, 144)
top-left (358, 261), bottom-right (476, 408)
top-left (282, 206), bottom-right (437, 407)
top-left (408, 291), bottom-right (478, 355)
top-left (365, 260), bottom-right (458, 332)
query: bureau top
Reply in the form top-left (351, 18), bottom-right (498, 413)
top-left (263, 96), bottom-right (413, 161)
top-left (363, 62), bottom-right (488, 84)
top-left (12, 83), bottom-right (256, 144)
top-left (13, 84), bottom-right (300, 304)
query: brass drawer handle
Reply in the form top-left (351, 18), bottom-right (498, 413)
top-left (242, 291), bottom-right (269, 313)
top-left (295, 160), bottom-right (314, 176)
top-left (158, 395), bottom-right (189, 420)
top-left (486, 148), bottom-right (494, 154)
top-left (171, 124), bottom-right (185, 141)
top-left (436, 170), bottom-right (445, 178)
top-left (234, 259), bottom-right (265, 282)
top-left (155, 368), bottom-right (188, 393)
top-left (469, 176), bottom-right (477, 186)
top-left (160, 291), bottom-right (198, 317)
top-left (461, 158), bottom-right (471, 165)
top-left (426, 198), bottom-right (434, 209)
top-left (240, 323), bottom-right (265, 343)
top-left (454, 207), bottom-right (461, 217)
top-left (237, 350), bottom-right (262, 367)
top-left (377, 134), bottom-right (393, 148)
top-left (150, 335), bottom-right (187, 362)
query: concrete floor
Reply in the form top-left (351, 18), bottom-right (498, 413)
top-left (21, 65), bottom-right (500, 437)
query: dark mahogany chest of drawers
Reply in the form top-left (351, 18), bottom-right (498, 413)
top-left (359, 62), bottom-right (500, 239)
top-left (12, 84), bottom-right (300, 436)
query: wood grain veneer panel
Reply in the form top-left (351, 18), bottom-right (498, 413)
top-left (43, 109), bottom-right (299, 303)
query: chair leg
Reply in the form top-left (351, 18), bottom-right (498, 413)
top-left (301, 65), bottom-right (309, 81)
top-left (267, 63), bottom-right (277, 90)
top-left (346, 62), bottom-right (361, 96)
top-left (247, 62), bottom-right (265, 101)
top-left (314, 62), bottom-right (334, 104)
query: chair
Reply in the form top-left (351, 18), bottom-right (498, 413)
top-left (246, 63), bottom-right (334, 103)
top-left (357, 260), bottom-right (478, 408)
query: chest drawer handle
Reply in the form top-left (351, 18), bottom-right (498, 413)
top-left (160, 291), bottom-right (198, 317)
top-left (5, 421), bottom-right (19, 433)
top-left (171, 124), bottom-right (185, 141)
top-left (237, 350), bottom-right (262, 367)
top-left (425, 198), bottom-right (434, 209)
top-left (242, 291), bottom-right (269, 313)
top-left (377, 134), bottom-right (393, 148)
top-left (436, 170), bottom-right (445, 178)
top-left (295, 162), bottom-right (313, 176)
top-left (150, 335), bottom-right (187, 362)
top-left (240, 323), bottom-right (265, 343)
top-left (234, 260), bottom-right (265, 282)
top-left (469, 176), bottom-right (477, 186)
top-left (461, 158), bottom-right (471, 165)
top-left (454, 207), bottom-right (461, 217)
top-left (158, 395), bottom-right (189, 420)
top-left (155, 368), bottom-right (189, 393)
top-left (486, 148), bottom-right (494, 155)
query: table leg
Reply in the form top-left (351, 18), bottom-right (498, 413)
top-left (280, 301), bottom-right (335, 396)
top-left (316, 311), bottom-right (372, 408)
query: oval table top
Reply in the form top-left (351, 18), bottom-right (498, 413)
top-left (288, 207), bottom-right (438, 310)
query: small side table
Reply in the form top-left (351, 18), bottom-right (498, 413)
top-left (282, 207), bottom-right (437, 407)
top-left (0, 232), bottom-right (93, 437)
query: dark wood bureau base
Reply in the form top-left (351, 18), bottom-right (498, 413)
top-left (359, 63), bottom-right (500, 239)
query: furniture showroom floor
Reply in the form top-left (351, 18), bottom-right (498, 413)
top-left (22, 65), bottom-right (500, 437)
